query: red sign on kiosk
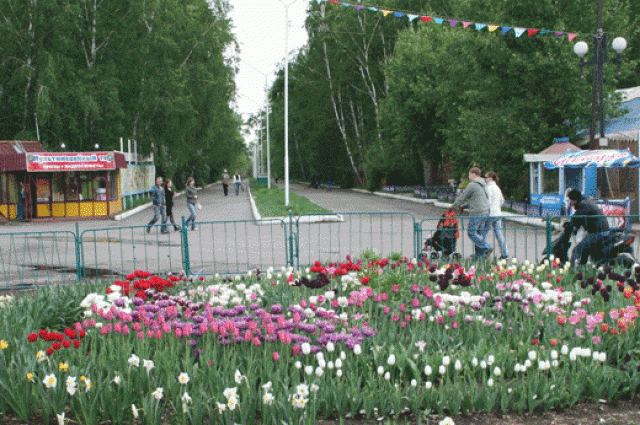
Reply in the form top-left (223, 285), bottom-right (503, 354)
top-left (26, 152), bottom-right (116, 172)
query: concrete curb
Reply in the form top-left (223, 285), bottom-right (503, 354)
top-left (113, 183), bottom-right (216, 221)
top-left (249, 186), bottom-right (343, 225)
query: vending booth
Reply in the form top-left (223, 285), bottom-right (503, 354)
top-left (0, 141), bottom-right (127, 220)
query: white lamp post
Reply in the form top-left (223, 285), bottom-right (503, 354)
top-left (277, 0), bottom-right (300, 206)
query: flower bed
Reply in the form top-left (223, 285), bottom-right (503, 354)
top-left (1, 254), bottom-right (639, 425)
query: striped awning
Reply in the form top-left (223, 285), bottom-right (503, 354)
top-left (544, 149), bottom-right (640, 169)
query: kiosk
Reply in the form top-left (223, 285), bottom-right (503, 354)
top-left (0, 141), bottom-right (127, 220)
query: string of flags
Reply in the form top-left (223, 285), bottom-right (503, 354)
top-left (315, 0), bottom-right (580, 42)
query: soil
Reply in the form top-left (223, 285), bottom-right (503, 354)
top-left (1, 399), bottom-right (639, 425)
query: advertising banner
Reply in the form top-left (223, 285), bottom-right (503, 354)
top-left (26, 152), bottom-right (116, 172)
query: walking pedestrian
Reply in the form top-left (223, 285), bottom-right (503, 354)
top-left (184, 177), bottom-right (198, 231)
top-left (164, 179), bottom-right (180, 231)
top-left (222, 169), bottom-right (230, 196)
top-left (451, 167), bottom-right (492, 259)
top-left (484, 171), bottom-right (509, 259)
top-left (233, 171), bottom-right (242, 196)
top-left (146, 176), bottom-right (168, 234)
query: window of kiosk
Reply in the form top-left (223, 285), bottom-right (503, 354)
top-left (542, 168), bottom-right (559, 194)
top-left (35, 176), bottom-right (50, 203)
top-left (66, 173), bottom-right (81, 201)
top-left (95, 175), bottom-right (107, 201)
top-left (79, 174), bottom-right (93, 201)
top-left (52, 173), bottom-right (64, 202)
top-left (107, 171), bottom-right (118, 200)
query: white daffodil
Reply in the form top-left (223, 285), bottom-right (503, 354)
top-left (304, 365), bottom-right (313, 375)
top-left (143, 359), bottom-right (155, 374)
top-left (128, 354), bottom-right (140, 368)
top-left (43, 374), bottom-right (57, 389)
top-left (263, 392), bottom-right (274, 405)
top-left (262, 381), bottom-right (272, 391)
top-left (223, 387), bottom-right (238, 400)
top-left (152, 387), bottom-right (164, 400)
top-left (234, 369), bottom-right (245, 384)
top-left (66, 376), bottom-right (78, 396)
top-left (181, 391), bottom-right (192, 404)
top-left (112, 375), bottom-right (122, 385)
top-left (424, 365), bottom-right (432, 376)
top-left (216, 402), bottom-right (227, 412)
top-left (131, 404), bottom-right (139, 419)
top-left (425, 381), bottom-right (433, 389)
top-left (178, 372), bottom-right (190, 385)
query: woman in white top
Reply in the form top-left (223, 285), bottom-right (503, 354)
top-left (484, 171), bottom-right (509, 259)
top-left (233, 171), bottom-right (242, 196)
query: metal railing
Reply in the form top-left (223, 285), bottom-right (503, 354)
top-left (0, 213), bottom-right (638, 290)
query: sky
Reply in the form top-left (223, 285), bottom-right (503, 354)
top-left (228, 0), bottom-right (312, 141)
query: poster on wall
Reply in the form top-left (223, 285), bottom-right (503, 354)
top-left (120, 164), bottom-right (156, 196)
top-left (26, 152), bottom-right (116, 172)
top-left (35, 178), bottom-right (50, 202)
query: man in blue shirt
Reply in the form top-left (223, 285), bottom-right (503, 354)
top-left (146, 176), bottom-right (168, 234)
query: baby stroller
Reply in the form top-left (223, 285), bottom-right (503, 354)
top-left (423, 210), bottom-right (461, 260)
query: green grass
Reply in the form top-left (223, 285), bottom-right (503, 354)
top-left (250, 185), bottom-right (333, 217)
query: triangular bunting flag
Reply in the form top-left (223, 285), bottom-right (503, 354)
top-left (528, 28), bottom-right (539, 37)
top-left (514, 28), bottom-right (525, 37)
top-left (329, 0), bottom-right (341, 4)
top-left (554, 31), bottom-right (564, 37)
top-left (568, 33), bottom-right (578, 42)
top-left (475, 23), bottom-right (487, 30)
top-left (462, 21), bottom-right (472, 28)
top-left (368, 7), bottom-right (378, 12)
top-left (540, 30), bottom-right (551, 35)
top-left (421, 16), bottom-right (432, 23)
top-left (407, 14), bottom-right (419, 21)
top-left (342, 2), bottom-right (350, 6)
top-left (449, 20), bottom-right (458, 27)
top-left (433, 18), bottom-right (444, 24)
top-left (488, 25), bottom-right (499, 32)
top-left (394, 12), bottom-right (405, 18)
top-left (355, 5), bottom-right (363, 10)
top-left (381, 10), bottom-right (391, 16)
top-left (502, 27), bottom-right (512, 35)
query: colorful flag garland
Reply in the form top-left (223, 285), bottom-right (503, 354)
top-left (316, 0), bottom-right (580, 42)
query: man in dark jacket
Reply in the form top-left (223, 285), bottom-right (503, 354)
top-left (146, 176), bottom-right (168, 234)
top-left (568, 189), bottom-right (610, 266)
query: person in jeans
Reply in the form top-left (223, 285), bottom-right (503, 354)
top-left (568, 189), bottom-right (610, 266)
top-left (484, 171), bottom-right (509, 259)
top-left (233, 171), bottom-right (242, 196)
top-left (164, 179), bottom-right (180, 231)
top-left (146, 176), bottom-right (168, 234)
top-left (222, 169), bottom-right (230, 196)
top-left (451, 167), bottom-right (492, 259)
top-left (184, 177), bottom-right (198, 231)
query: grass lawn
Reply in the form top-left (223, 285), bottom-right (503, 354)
top-left (249, 179), bottom-right (332, 217)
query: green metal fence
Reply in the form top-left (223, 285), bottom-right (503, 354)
top-left (0, 227), bottom-right (81, 291)
top-left (0, 214), bottom-right (637, 290)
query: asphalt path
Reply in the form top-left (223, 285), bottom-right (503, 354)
top-left (0, 182), bottom-right (552, 289)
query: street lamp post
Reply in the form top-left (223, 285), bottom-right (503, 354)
top-left (573, 0), bottom-right (626, 149)
top-left (277, 0), bottom-right (300, 206)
